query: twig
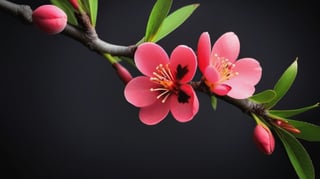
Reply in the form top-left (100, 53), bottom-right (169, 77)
top-left (0, 0), bottom-right (136, 57)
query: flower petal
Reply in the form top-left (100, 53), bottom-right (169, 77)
top-left (232, 58), bottom-right (262, 85)
top-left (197, 32), bottom-right (211, 73)
top-left (170, 84), bottom-right (199, 123)
top-left (170, 45), bottom-right (197, 83)
top-left (124, 76), bottom-right (158, 107)
top-left (139, 100), bottom-right (170, 125)
top-left (212, 32), bottom-right (240, 63)
top-left (135, 42), bottom-right (169, 77)
top-left (212, 84), bottom-right (231, 96)
top-left (204, 66), bottom-right (220, 84)
top-left (223, 58), bottom-right (262, 99)
top-left (224, 81), bottom-right (256, 99)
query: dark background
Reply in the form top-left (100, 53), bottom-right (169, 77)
top-left (1, 0), bottom-right (319, 178)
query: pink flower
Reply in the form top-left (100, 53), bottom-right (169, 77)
top-left (253, 124), bottom-right (275, 155)
top-left (124, 42), bottom-right (199, 125)
top-left (197, 32), bottom-right (262, 99)
top-left (32, 5), bottom-right (67, 35)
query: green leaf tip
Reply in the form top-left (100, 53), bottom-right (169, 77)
top-left (145, 0), bottom-right (173, 42)
top-left (265, 59), bottom-right (298, 109)
top-left (153, 3), bottom-right (199, 42)
top-left (268, 102), bottom-right (320, 118)
top-left (144, 1), bottom-right (199, 42)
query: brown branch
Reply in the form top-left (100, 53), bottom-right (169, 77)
top-left (0, 0), bottom-right (136, 57)
top-left (1, 0), bottom-right (267, 121)
top-left (191, 81), bottom-right (267, 117)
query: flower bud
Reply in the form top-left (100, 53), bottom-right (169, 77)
top-left (112, 63), bottom-right (133, 84)
top-left (32, 5), bottom-right (67, 35)
top-left (253, 125), bottom-right (275, 155)
top-left (274, 120), bottom-right (301, 134)
top-left (68, 0), bottom-right (80, 11)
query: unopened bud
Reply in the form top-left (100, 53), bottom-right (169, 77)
top-left (68, 0), bottom-right (80, 11)
top-left (113, 63), bottom-right (133, 84)
top-left (274, 120), bottom-right (301, 134)
top-left (253, 125), bottom-right (275, 155)
top-left (32, 5), bottom-right (67, 35)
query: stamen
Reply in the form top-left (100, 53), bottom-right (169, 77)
top-left (212, 54), bottom-right (239, 82)
top-left (149, 63), bottom-right (177, 103)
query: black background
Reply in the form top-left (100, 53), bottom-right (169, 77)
top-left (1, 0), bottom-right (319, 178)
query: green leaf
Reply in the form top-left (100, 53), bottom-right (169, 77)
top-left (249, 89), bottom-right (277, 104)
top-left (265, 59), bottom-right (298, 109)
top-left (275, 127), bottom-right (315, 179)
top-left (211, 95), bottom-right (218, 110)
top-left (286, 119), bottom-right (320, 142)
top-left (51, 0), bottom-right (78, 26)
top-left (145, 0), bottom-right (172, 42)
top-left (269, 102), bottom-right (319, 118)
top-left (80, 0), bottom-right (98, 26)
top-left (153, 3), bottom-right (199, 42)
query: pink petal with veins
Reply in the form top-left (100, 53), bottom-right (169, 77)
top-left (231, 58), bottom-right (262, 85)
top-left (124, 76), bottom-right (158, 107)
top-left (224, 58), bottom-right (262, 99)
top-left (135, 43), bottom-right (169, 77)
top-left (212, 32), bottom-right (240, 63)
top-left (170, 45), bottom-right (197, 83)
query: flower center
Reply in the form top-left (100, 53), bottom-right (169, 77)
top-left (212, 53), bottom-right (239, 82)
top-left (150, 64), bottom-right (177, 103)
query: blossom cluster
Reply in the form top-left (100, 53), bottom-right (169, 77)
top-left (125, 32), bottom-right (262, 125)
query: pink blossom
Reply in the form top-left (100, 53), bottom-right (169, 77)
top-left (32, 5), bottom-right (67, 35)
top-left (197, 32), bottom-right (262, 99)
top-left (253, 125), bottom-right (275, 155)
top-left (124, 42), bottom-right (199, 125)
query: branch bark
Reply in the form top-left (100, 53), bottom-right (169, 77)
top-left (0, 0), bottom-right (266, 120)
top-left (0, 0), bottom-right (136, 57)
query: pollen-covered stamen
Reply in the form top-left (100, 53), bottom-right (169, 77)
top-left (150, 64), bottom-right (177, 103)
top-left (212, 53), bottom-right (239, 82)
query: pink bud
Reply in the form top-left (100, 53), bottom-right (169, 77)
top-left (113, 63), bottom-right (133, 84)
top-left (253, 125), bottom-right (275, 155)
top-left (68, 0), bottom-right (80, 11)
top-left (32, 5), bottom-right (67, 35)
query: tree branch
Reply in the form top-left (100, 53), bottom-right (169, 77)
top-left (1, 0), bottom-right (267, 121)
top-left (191, 81), bottom-right (266, 118)
top-left (0, 0), bottom-right (136, 57)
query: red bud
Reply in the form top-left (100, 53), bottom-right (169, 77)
top-left (32, 5), bottom-right (67, 35)
top-left (274, 120), bottom-right (301, 134)
top-left (68, 0), bottom-right (80, 11)
top-left (113, 63), bottom-right (133, 84)
top-left (253, 125), bottom-right (275, 155)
